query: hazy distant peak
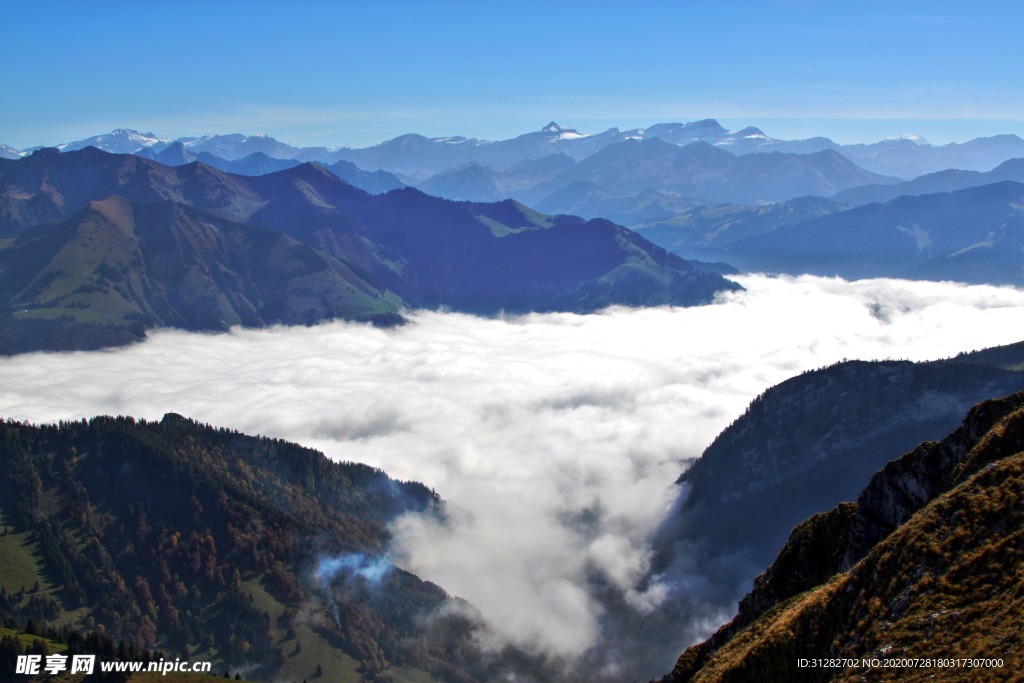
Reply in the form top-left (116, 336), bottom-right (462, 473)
top-left (885, 133), bottom-right (931, 145)
top-left (538, 121), bottom-right (587, 141)
top-left (0, 143), bottom-right (26, 159)
top-left (60, 128), bottom-right (171, 154)
top-left (733, 126), bottom-right (768, 138)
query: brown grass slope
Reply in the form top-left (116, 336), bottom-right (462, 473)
top-left (667, 391), bottom-right (1024, 683)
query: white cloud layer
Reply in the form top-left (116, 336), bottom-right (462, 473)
top-left (2, 274), bottom-right (1024, 677)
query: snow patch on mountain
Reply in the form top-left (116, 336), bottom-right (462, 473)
top-left (885, 133), bottom-right (931, 145)
top-left (0, 144), bottom-right (26, 159)
top-left (60, 128), bottom-right (170, 154)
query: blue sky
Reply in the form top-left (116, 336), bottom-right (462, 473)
top-left (3, 0), bottom-right (1022, 149)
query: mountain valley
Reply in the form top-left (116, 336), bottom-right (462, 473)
top-left (3, 120), bottom-right (1024, 683)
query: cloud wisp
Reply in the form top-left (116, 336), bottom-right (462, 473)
top-left (2, 274), bottom-right (1023, 679)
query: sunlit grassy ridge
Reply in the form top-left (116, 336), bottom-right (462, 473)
top-left (671, 393), bottom-right (1024, 682)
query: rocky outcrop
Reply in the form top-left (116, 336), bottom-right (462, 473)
top-left (844, 391), bottom-right (1024, 565)
top-left (664, 390), bottom-right (1024, 682)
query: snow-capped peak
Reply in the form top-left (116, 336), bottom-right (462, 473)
top-left (59, 129), bottom-right (170, 154)
top-left (0, 144), bottom-right (27, 159)
top-left (885, 133), bottom-right (930, 145)
top-left (540, 122), bottom-right (587, 140)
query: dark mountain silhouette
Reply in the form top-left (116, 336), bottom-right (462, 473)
top-left (0, 148), bottom-right (737, 353)
top-left (0, 147), bottom-right (265, 230)
top-left (0, 195), bottom-right (401, 341)
top-left (658, 352), bottom-right (1024, 574)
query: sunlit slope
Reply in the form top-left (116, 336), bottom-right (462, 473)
top-left (667, 391), bottom-right (1024, 682)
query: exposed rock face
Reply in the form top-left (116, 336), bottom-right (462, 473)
top-left (670, 502), bottom-right (859, 679)
top-left (665, 390), bottom-right (1024, 682)
top-left (844, 391), bottom-right (1024, 564)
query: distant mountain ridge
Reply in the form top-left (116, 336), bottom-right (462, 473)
top-left (6, 119), bottom-right (1022, 179)
top-left (721, 180), bottom-right (1024, 283)
top-left (524, 139), bottom-right (894, 209)
top-left (631, 195), bottom-right (850, 256)
top-left (135, 141), bottom-right (406, 194)
top-left (0, 147), bottom-right (738, 353)
top-left (831, 156), bottom-right (1024, 205)
top-left (633, 178), bottom-right (1024, 286)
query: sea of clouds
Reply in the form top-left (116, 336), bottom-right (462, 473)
top-left (3, 274), bottom-right (1024, 678)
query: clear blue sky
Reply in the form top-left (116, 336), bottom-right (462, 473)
top-left (3, 0), bottom-right (1022, 149)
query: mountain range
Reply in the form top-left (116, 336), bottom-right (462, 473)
top-left (7, 121), bottom-right (1023, 180)
top-left (719, 180), bottom-right (1024, 284)
top-left (654, 345), bottom-right (1024, 583)
top-left (135, 141), bottom-right (407, 195)
top-left (633, 178), bottom-right (1024, 286)
top-left (9, 124), bottom-right (1024, 260)
top-left (831, 156), bottom-right (1024, 206)
top-left (527, 139), bottom-right (893, 209)
top-left (0, 147), bottom-right (736, 353)
top-left (6, 119), bottom-right (1024, 683)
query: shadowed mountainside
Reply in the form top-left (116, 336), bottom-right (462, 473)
top-left (631, 342), bottom-right (1024, 680)
top-left (0, 147), bottom-right (738, 353)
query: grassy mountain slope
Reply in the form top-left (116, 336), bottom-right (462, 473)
top-left (666, 390), bottom-right (1024, 682)
top-left (0, 196), bottom-right (401, 353)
